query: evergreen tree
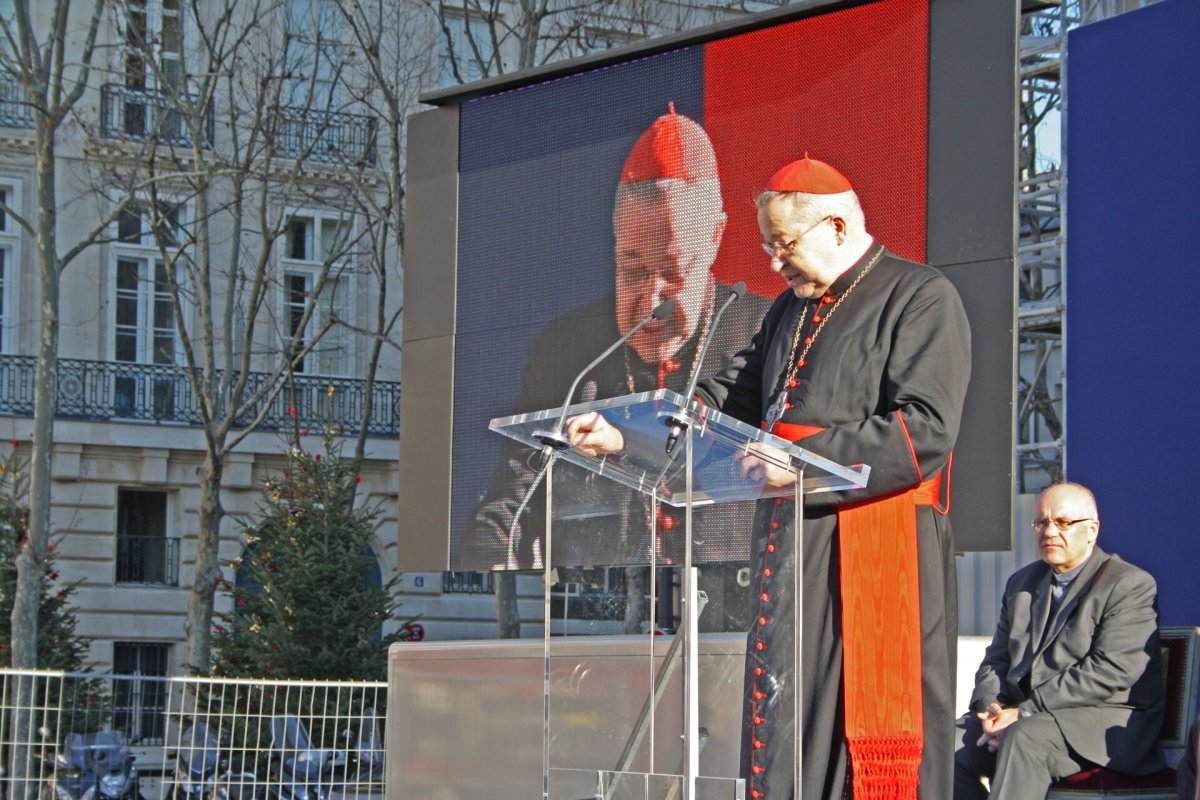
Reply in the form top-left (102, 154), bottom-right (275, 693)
top-left (212, 435), bottom-right (411, 680)
top-left (0, 445), bottom-right (88, 671)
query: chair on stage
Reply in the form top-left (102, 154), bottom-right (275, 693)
top-left (1047, 625), bottom-right (1199, 799)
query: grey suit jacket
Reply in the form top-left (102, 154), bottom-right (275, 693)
top-left (969, 546), bottom-right (1166, 775)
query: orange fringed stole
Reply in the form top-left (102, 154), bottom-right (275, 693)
top-left (839, 487), bottom-right (924, 799)
top-left (773, 422), bottom-right (935, 799)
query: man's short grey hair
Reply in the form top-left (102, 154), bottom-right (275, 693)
top-left (613, 177), bottom-right (724, 229)
top-left (755, 188), bottom-right (866, 232)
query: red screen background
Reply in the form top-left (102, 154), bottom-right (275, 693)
top-left (705, 0), bottom-right (928, 297)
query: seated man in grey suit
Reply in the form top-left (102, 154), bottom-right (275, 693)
top-left (955, 482), bottom-right (1166, 799)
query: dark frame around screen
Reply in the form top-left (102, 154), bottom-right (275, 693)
top-left (398, 0), bottom-right (1017, 571)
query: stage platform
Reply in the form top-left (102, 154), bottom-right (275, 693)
top-left (386, 634), bottom-right (993, 798)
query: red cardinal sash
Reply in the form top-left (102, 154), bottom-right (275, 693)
top-left (772, 421), bottom-right (939, 798)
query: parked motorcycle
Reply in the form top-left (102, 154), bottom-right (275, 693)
top-left (262, 717), bottom-right (333, 800)
top-left (41, 730), bottom-right (141, 800)
top-left (211, 757), bottom-right (258, 800)
top-left (169, 723), bottom-right (258, 800)
top-left (169, 724), bottom-right (222, 800)
top-left (331, 709), bottom-right (382, 799)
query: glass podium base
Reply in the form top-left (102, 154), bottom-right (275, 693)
top-left (549, 768), bottom-right (745, 800)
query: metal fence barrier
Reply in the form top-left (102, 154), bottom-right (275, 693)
top-left (0, 669), bottom-right (386, 800)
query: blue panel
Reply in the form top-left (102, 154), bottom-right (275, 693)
top-left (1066, 0), bottom-right (1200, 626)
top-left (451, 48), bottom-right (705, 552)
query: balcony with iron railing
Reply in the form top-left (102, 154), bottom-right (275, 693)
top-left (0, 355), bottom-right (400, 437)
top-left (100, 83), bottom-right (215, 147)
top-left (0, 73), bottom-right (33, 129)
top-left (116, 535), bottom-right (181, 586)
top-left (273, 106), bottom-right (378, 165)
top-left (442, 571), bottom-right (496, 594)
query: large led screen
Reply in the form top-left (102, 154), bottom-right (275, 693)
top-left (448, 0), bottom-right (930, 571)
top-left (400, 0), bottom-right (1017, 573)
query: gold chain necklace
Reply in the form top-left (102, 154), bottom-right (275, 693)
top-left (764, 246), bottom-right (885, 430)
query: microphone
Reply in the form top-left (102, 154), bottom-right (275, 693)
top-left (532, 298), bottom-right (676, 455)
top-left (664, 281), bottom-right (746, 455)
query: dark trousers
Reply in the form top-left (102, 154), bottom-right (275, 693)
top-left (1181, 714), bottom-right (1200, 800)
top-left (954, 712), bottom-right (1087, 800)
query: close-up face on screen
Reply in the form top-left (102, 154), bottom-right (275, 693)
top-left (449, 0), bottom-right (930, 581)
top-left (613, 179), bottom-right (727, 368)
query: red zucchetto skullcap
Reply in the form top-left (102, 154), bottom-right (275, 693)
top-left (764, 153), bottom-right (853, 194)
top-left (620, 102), bottom-right (717, 184)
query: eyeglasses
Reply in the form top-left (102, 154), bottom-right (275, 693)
top-left (1030, 516), bottom-right (1095, 533)
top-left (761, 216), bottom-right (832, 256)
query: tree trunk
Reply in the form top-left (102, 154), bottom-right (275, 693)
top-left (623, 566), bottom-right (648, 635)
top-left (495, 572), bottom-right (520, 638)
top-left (185, 453), bottom-right (225, 672)
top-left (7, 120), bottom-right (61, 800)
top-left (11, 140), bottom-right (60, 669)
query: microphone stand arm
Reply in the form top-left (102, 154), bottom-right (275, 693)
top-left (534, 301), bottom-right (673, 452)
top-left (664, 283), bottom-right (744, 454)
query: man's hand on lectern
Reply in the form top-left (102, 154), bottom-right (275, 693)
top-left (565, 412), bottom-right (625, 457)
top-left (735, 441), bottom-right (797, 490)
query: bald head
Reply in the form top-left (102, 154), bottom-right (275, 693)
top-left (1041, 483), bottom-right (1098, 517)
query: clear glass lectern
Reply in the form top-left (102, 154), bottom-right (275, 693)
top-left (490, 388), bottom-right (870, 800)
